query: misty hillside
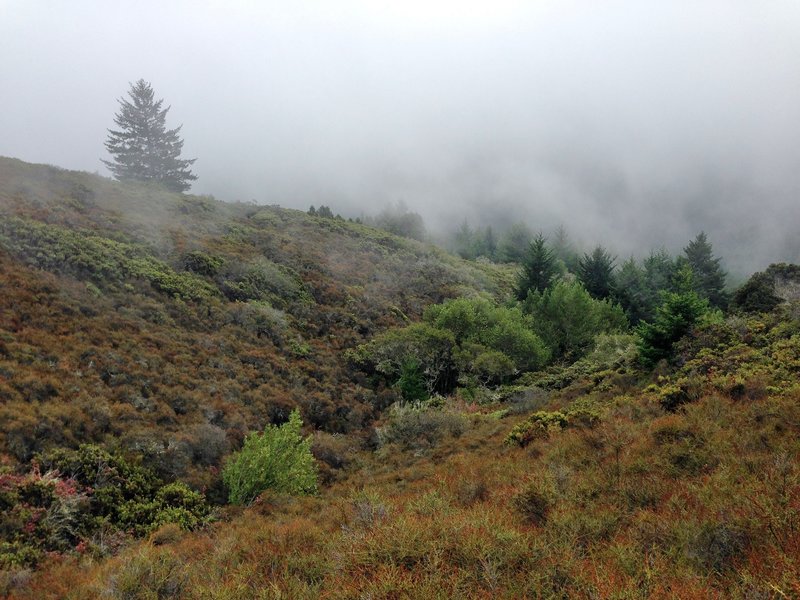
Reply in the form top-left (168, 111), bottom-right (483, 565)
top-left (2, 158), bottom-right (800, 598)
top-left (0, 157), bottom-right (511, 488)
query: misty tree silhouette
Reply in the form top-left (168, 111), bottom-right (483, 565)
top-left (103, 79), bottom-right (197, 192)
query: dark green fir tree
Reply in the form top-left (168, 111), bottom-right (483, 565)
top-left (683, 232), bottom-right (728, 309)
top-left (515, 234), bottom-right (558, 300)
top-left (103, 79), bottom-right (197, 192)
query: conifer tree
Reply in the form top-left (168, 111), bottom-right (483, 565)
top-left (515, 234), bottom-right (557, 300)
top-left (103, 79), bottom-right (197, 192)
top-left (683, 232), bottom-right (728, 309)
top-left (577, 245), bottom-right (616, 300)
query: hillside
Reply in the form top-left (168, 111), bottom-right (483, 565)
top-left (0, 158), bottom-right (511, 491)
top-left (12, 302), bottom-right (800, 599)
top-left (2, 158), bottom-right (800, 598)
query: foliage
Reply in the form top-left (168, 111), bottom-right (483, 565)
top-left (394, 359), bottom-right (429, 402)
top-left (181, 250), bottom-right (224, 277)
top-left (223, 410), bottom-right (318, 504)
top-left (515, 233), bottom-right (558, 300)
top-left (424, 297), bottom-right (550, 372)
top-left (731, 263), bottom-right (800, 314)
top-left (637, 288), bottom-right (711, 367)
top-left (348, 323), bottom-right (458, 395)
top-left (12, 298), bottom-right (800, 599)
top-left (371, 203), bottom-right (427, 241)
top-left (0, 445), bottom-right (210, 568)
top-left (505, 400), bottom-right (601, 447)
top-left (613, 250), bottom-right (679, 324)
top-left (377, 401), bottom-right (467, 451)
top-left (683, 231), bottom-right (729, 309)
top-left (352, 297), bottom-right (549, 395)
top-left (577, 245), bottom-right (616, 300)
top-left (450, 221), bottom-right (497, 261)
top-left (550, 225), bottom-right (580, 272)
top-left (0, 216), bottom-right (217, 301)
top-left (103, 79), bottom-right (197, 192)
top-left (220, 258), bottom-right (309, 309)
top-left (524, 280), bottom-right (628, 361)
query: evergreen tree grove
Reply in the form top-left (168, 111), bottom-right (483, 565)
top-left (103, 79), bottom-right (197, 192)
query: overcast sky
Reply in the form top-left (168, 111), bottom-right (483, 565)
top-left (2, 1), bottom-right (799, 273)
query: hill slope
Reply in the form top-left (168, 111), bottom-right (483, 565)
top-left (0, 157), bottom-right (512, 490)
top-left (2, 158), bottom-right (800, 598)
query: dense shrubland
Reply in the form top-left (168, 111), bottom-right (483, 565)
top-left (2, 157), bottom-right (800, 598)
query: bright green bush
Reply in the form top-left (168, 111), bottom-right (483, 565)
top-left (424, 297), bottom-right (549, 372)
top-left (524, 280), bottom-right (628, 361)
top-left (223, 410), bottom-right (318, 504)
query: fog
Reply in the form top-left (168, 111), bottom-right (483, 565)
top-left (2, 0), bottom-right (800, 275)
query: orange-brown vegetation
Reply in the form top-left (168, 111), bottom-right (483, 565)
top-left (2, 158), bottom-right (799, 598)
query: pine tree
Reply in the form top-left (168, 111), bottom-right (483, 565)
top-left (577, 245), bottom-right (616, 300)
top-left (103, 79), bottom-right (197, 192)
top-left (515, 234), bottom-right (557, 300)
top-left (683, 232), bottom-right (728, 309)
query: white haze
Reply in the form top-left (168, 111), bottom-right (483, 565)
top-left (2, 0), bottom-right (800, 274)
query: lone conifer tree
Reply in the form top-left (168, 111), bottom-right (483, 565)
top-left (103, 79), bottom-right (197, 192)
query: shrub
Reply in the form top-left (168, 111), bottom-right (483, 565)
top-left (505, 403), bottom-right (600, 447)
top-left (181, 250), bottom-right (224, 276)
top-left (731, 265), bottom-right (788, 313)
top-left (377, 402), bottom-right (467, 451)
top-left (637, 290), bottom-right (711, 367)
top-left (221, 258), bottom-right (309, 309)
top-left (505, 411), bottom-right (568, 447)
top-left (0, 217), bottom-right (217, 301)
top-left (524, 280), bottom-right (628, 361)
top-left (223, 409), bottom-right (318, 504)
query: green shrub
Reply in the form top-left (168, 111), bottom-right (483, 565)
top-left (524, 280), bottom-right (628, 361)
top-left (221, 258), bottom-right (309, 308)
top-left (223, 410), bottom-right (318, 504)
top-left (395, 359), bottom-right (429, 402)
top-left (505, 402), bottom-right (601, 447)
top-left (637, 290), bottom-right (711, 367)
top-left (181, 250), bottom-right (224, 276)
top-left (505, 411), bottom-right (568, 447)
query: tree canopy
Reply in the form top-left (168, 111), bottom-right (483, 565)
top-left (103, 79), bottom-right (197, 192)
